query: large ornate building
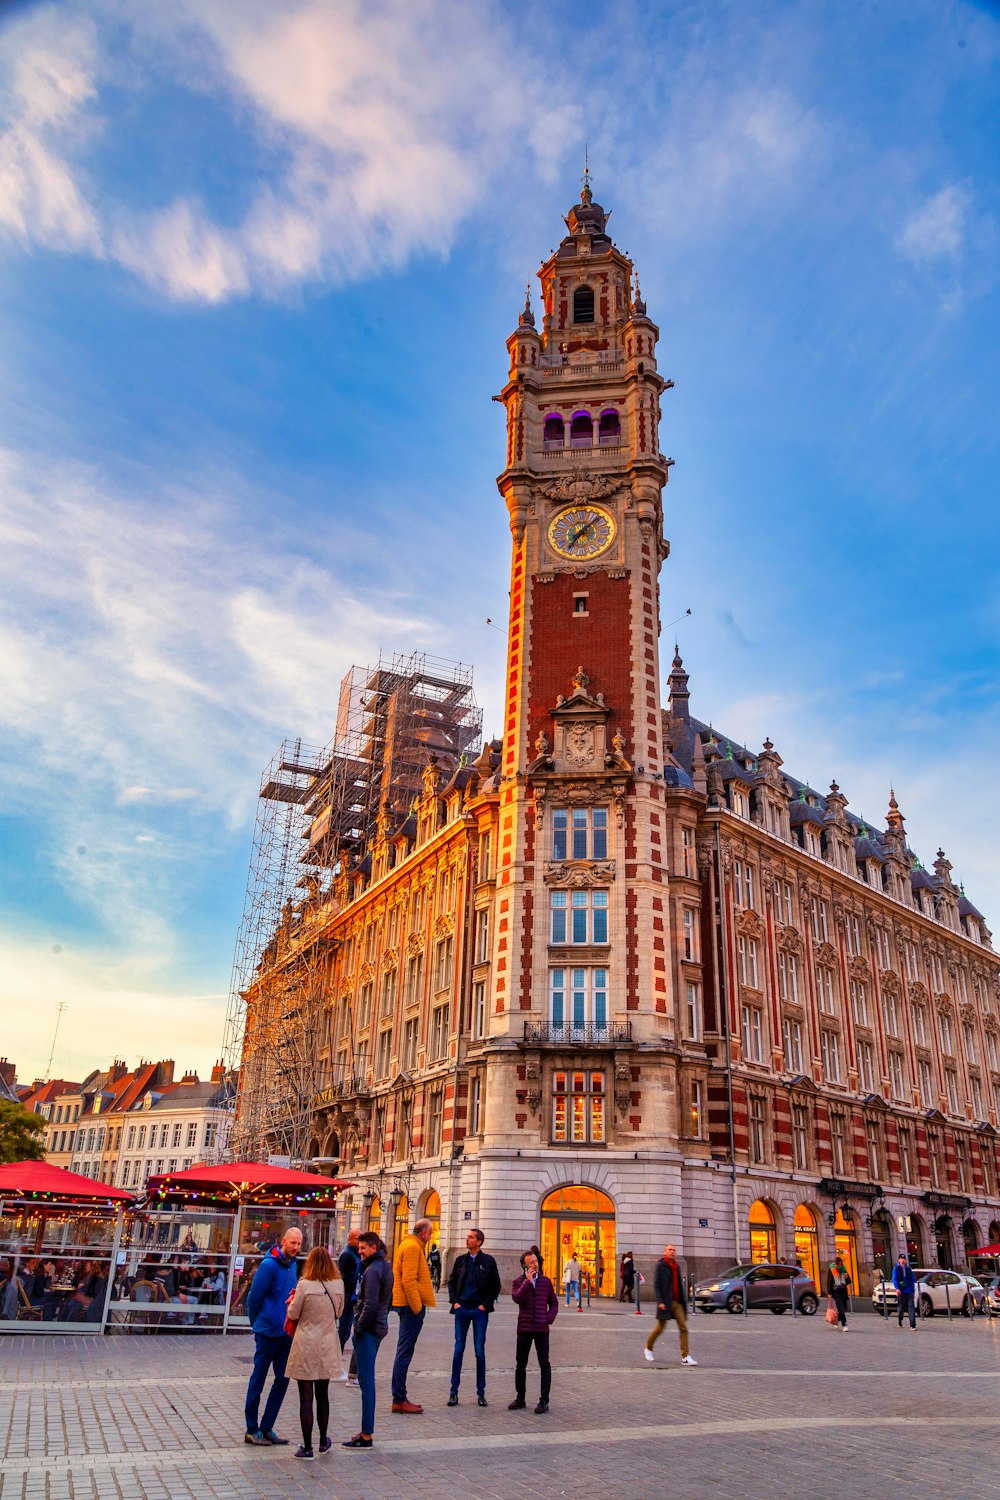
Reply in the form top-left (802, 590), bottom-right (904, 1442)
top-left (234, 184), bottom-right (1000, 1291)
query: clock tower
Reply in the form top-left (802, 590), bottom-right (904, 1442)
top-left (481, 179), bottom-right (681, 1266)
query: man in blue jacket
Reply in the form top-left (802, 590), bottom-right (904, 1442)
top-left (892, 1253), bottom-right (917, 1329)
top-left (244, 1225), bottom-right (302, 1445)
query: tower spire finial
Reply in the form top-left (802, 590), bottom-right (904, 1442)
top-left (581, 143), bottom-right (592, 204)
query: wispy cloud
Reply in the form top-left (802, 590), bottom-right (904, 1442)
top-left (896, 183), bottom-right (971, 264)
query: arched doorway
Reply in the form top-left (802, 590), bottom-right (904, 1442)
top-left (540, 1185), bottom-right (616, 1297)
top-left (392, 1194), bottom-right (410, 1255)
top-left (935, 1215), bottom-right (954, 1268)
top-left (748, 1200), bottom-right (777, 1264)
top-left (367, 1196), bottom-right (382, 1241)
top-left (962, 1218), bottom-right (979, 1266)
top-left (870, 1210), bottom-right (893, 1281)
top-left (793, 1204), bottom-right (820, 1286)
top-left (906, 1214), bottom-right (925, 1265)
top-left (833, 1208), bottom-right (859, 1290)
top-left (421, 1189), bottom-right (441, 1251)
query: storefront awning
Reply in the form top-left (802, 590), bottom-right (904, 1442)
top-left (0, 1159), bottom-right (134, 1205)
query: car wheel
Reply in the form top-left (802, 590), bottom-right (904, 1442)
top-left (700, 1306), bottom-right (716, 1314)
top-left (726, 1291), bottom-right (744, 1314)
top-left (798, 1294), bottom-right (818, 1316)
top-left (920, 1295), bottom-right (933, 1317)
top-left (770, 1306), bottom-right (786, 1314)
top-left (961, 1296), bottom-right (972, 1318)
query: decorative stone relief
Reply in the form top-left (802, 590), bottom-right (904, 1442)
top-left (544, 860), bottom-right (616, 888)
top-left (735, 908), bottom-right (766, 941)
top-left (814, 942), bottom-right (839, 968)
top-left (776, 925), bottom-right (804, 956)
top-left (434, 913), bottom-right (456, 939)
top-left (848, 955), bottom-right (871, 981)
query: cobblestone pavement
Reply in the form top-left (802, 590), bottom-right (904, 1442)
top-left (2, 1302), bottom-right (1000, 1500)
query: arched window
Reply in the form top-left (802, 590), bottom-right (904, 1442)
top-left (906, 1213), bottom-right (925, 1265)
top-left (793, 1203), bottom-right (820, 1286)
top-left (392, 1193), bottom-right (410, 1255)
top-left (573, 286), bottom-right (595, 324)
top-left (543, 414), bottom-right (565, 450)
top-left (748, 1199), bottom-right (777, 1263)
top-left (569, 412), bottom-right (593, 449)
top-left (833, 1207), bottom-right (859, 1289)
top-left (598, 410), bottom-right (620, 446)
top-left (367, 1196), bottom-right (382, 1238)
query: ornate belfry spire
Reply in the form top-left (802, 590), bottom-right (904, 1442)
top-left (582, 142), bottom-right (592, 203)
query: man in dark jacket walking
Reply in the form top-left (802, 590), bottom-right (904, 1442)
top-left (509, 1248), bottom-right (559, 1414)
top-left (643, 1244), bottom-right (696, 1366)
top-left (244, 1225), bottom-right (302, 1445)
top-left (892, 1253), bottom-right (917, 1329)
top-left (342, 1231), bottom-right (394, 1449)
top-left (447, 1228), bottom-right (502, 1407)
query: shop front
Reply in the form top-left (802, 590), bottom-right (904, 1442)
top-left (539, 1185), bottom-right (616, 1298)
top-left (793, 1204), bottom-right (820, 1287)
top-left (748, 1200), bottom-right (777, 1264)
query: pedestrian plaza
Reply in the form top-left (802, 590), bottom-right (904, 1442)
top-left (2, 1303), bottom-right (999, 1500)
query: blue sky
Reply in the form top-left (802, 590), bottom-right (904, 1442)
top-left (1, 0), bottom-right (998, 1084)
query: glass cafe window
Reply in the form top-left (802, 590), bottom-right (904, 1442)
top-left (552, 807), bottom-right (608, 861)
top-left (552, 1071), bottom-right (605, 1144)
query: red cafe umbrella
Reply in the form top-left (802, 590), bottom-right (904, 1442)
top-left (145, 1160), bottom-right (353, 1207)
top-left (0, 1159), bottom-right (134, 1204)
top-left (970, 1243), bottom-right (1000, 1256)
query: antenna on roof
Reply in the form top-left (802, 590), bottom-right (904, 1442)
top-left (45, 1002), bottom-right (67, 1081)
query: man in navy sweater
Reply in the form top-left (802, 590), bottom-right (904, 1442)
top-left (244, 1226), bottom-right (302, 1445)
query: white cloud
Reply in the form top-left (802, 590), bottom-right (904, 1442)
top-left (896, 183), bottom-right (970, 264)
top-left (0, 0), bottom-right (581, 302)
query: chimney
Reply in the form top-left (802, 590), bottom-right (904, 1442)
top-left (211, 1060), bottom-right (225, 1084)
top-left (110, 1059), bottom-right (129, 1082)
top-left (155, 1059), bottom-right (175, 1085)
top-left (0, 1058), bottom-right (15, 1088)
top-left (180, 1070), bottom-right (198, 1085)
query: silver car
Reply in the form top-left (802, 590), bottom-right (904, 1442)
top-left (694, 1262), bottom-right (819, 1316)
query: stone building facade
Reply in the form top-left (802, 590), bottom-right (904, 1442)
top-left (242, 185), bottom-right (1000, 1291)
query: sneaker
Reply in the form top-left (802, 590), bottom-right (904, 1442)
top-left (680, 1355), bottom-right (698, 1366)
top-left (841, 1325), bottom-right (848, 1333)
top-left (534, 1401), bottom-right (549, 1415)
top-left (447, 1393), bottom-right (459, 1407)
top-left (342, 1434), bottom-right (373, 1449)
top-left (244, 1431), bottom-right (269, 1446)
top-left (333, 1371), bottom-right (349, 1382)
top-left (318, 1438), bottom-right (332, 1455)
top-left (262, 1431), bottom-right (289, 1445)
top-left (294, 1446), bottom-right (314, 1461)
top-left (347, 1376), bottom-right (360, 1388)
top-left (508, 1398), bottom-right (526, 1410)
top-left (643, 1348), bottom-right (655, 1363)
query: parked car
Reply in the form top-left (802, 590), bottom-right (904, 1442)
top-left (915, 1269), bottom-right (984, 1317)
top-left (871, 1275), bottom-right (898, 1312)
top-left (975, 1272), bottom-right (1000, 1314)
top-left (694, 1263), bottom-right (818, 1316)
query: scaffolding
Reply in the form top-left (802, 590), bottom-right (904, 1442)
top-left (223, 652), bottom-right (482, 1165)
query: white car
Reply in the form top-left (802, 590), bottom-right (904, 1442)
top-left (916, 1269), bottom-right (984, 1317)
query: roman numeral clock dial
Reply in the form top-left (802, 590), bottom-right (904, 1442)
top-left (547, 504), bottom-right (617, 561)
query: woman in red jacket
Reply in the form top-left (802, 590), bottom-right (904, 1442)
top-left (509, 1248), bottom-right (559, 1414)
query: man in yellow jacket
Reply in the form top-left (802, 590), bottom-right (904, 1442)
top-left (390, 1217), bottom-right (436, 1413)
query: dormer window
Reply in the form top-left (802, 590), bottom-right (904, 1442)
top-left (598, 410), bottom-right (620, 446)
top-left (730, 785), bottom-right (750, 819)
top-left (543, 414), bottom-right (564, 450)
top-left (570, 412), bottom-right (593, 448)
top-left (573, 285), bottom-right (595, 323)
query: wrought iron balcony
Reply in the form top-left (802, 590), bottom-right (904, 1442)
top-left (523, 1021), bottom-right (632, 1046)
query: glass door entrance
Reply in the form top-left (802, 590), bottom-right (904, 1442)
top-left (539, 1186), bottom-right (616, 1298)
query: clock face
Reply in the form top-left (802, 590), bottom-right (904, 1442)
top-left (547, 505), bottom-right (617, 560)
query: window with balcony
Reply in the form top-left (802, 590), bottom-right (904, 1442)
top-left (570, 412), bottom-right (593, 448)
top-left (549, 968), bottom-right (608, 1036)
top-left (552, 807), bottom-right (607, 861)
top-left (552, 1070), bottom-right (605, 1144)
top-left (550, 889), bottom-right (609, 944)
top-left (598, 409), bottom-right (620, 445)
top-left (543, 414), bottom-right (565, 450)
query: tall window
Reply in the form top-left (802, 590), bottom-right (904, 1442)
top-left (376, 1027), bottom-right (393, 1079)
top-left (874, 926), bottom-right (893, 970)
top-left (898, 1125), bottom-right (913, 1183)
top-left (684, 983), bottom-right (701, 1042)
top-left (777, 880), bottom-right (795, 927)
top-left (927, 1130), bottom-right (942, 1188)
top-left (858, 1039), bottom-right (875, 1093)
top-left (954, 1136), bottom-right (970, 1192)
top-left (938, 1010), bottom-right (954, 1055)
top-left (917, 1058), bottom-right (934, 1108)
top-left (683, 908), bottom-right (698, 961)
top-left (681, 827), bottom-right (696, 877)
top-left (792, 1103), bottom-right (809, 1170)
top-left (426, 1091), bottom-right (444, 1155)
top-left (381, 969), bottom-right (397, 1018)
top-left (821, 1029), bottom-right (841, 1082)
top-left (980, 1139), bottom-right (996, 1196)
top-left (552, 1070), bottom-right (605, 1144)
top-left (742, 1004), bottom-right (764, 1063)
top-left (888, 1049), bottom-right (906, 1101)
top-left (830, 1112), bottom-right (846, 1175)
top-left (738, 935), bottom-right (759, 988)
top-left (185, 1122), bottom-right (196, 1148)
top-left (431, 1003), bottom-right (450, 1059)
top-left (689, 1079), bottom-right (703, 1138)
top-left (903, 939), bottom-right (919, 981)
top-left (550, 968), bottom-right (608, 1032)
top-left (477, 832), bottom-right (491, 882)
top-left (912, 1004), bottom-right (928, 1046)
top-left (850, 979), bottom-right (870, 1026)
top-left (810, 898), bottom-right (829, 944)
top-left (358, 982), bottom-right (373, 1027)
top-left (963, 1023), bottom-right (977, 1064)
top-left (475, 908), bottom-right (490, 963)
top-left (552, 806), bottom-right (608, 861)
top-left (944, 1067), bottom-right (960, 1114)
top-left (778, 950), bottom-right (799, 1003)
top-left (865, 1118), bottom-right (882, 1179)
top-left (471, 980), bottom-right (486, 1039)
top-left (986, 1030), bottom-right (1000, 1071)
top-left (435, 936), bottom-right (453, 989)
top-left (845, 914), bottom-right (862, 958)
top-left (572, 285), bottom-right (595, 323)
top-left (971, 1073), bottom-right (984, 1119)
top-left (929, 953), bottom-right (945, 991)
top-left (749, 1095), bottom-right (767, 1163)
top-left (783, 1017), bottom-right (803, 1073)
top-left (882, 989), bottom-right (900, 1036)
top-left (406, 956), bottom-right (423, 1007)
top-left (126, 1126), bottom-right (136, 1150)
top-left (550, 890), bottom-right (609, 944)
top-left (734, 859), bottom-right (755, 909)
top-left (816, 965), bottom-right (836, 1015)
top-left (468, 1075), bottom-right (482, 1136)
top-left (731, 786), bottom-right (750, 819)
top-left (401, 1017), bottom-right (418, 1071)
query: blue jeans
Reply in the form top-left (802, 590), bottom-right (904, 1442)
top-left (353, 1329), bottom-right (383, 1434)
top-left (244, 1332), bottom-right (292, 1434)
top-left (450, 1307), bottom-right (489, 1396)
top-left (338, 1297), bottom-right (355, 1351)
top-left (391, 1306), bottom-right (426, 1402)
top-left (897, 1290), bottom-right (916, 1327)
top-left (565, 1281), bottom-right (578, 1306)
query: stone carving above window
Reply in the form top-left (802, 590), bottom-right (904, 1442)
top-left (814, 942), bottom-right (839, 968)
top-left (848, 955), bottom-right (871, 981)
top-left (735, 908), bottom-right (766, 940)
top-left (434, 913), bottom-right (456, 939)
top-left (776, 925), bottom-right (804, 956)
top-left (544, 860), bottom-right (616, 888)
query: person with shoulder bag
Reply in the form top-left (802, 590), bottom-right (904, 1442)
top-left (827, 1255), bottom-right (852, 1330)
top-left (284, 1246), bottom-right (345, 1460)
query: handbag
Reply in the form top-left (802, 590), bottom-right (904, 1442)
top-left (825, 1295), bottom-right (838, 1325)
top-left (284, 1280), bottom-right (335, 1338)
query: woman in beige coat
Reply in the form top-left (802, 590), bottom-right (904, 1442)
top-left (285, 1245), bottom-right (345, 1460)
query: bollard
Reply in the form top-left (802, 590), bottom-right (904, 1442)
top-left (945, 1276), bottom-right (953, 1322)
top-left (635, 1268), bottom-right (643, 1315)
